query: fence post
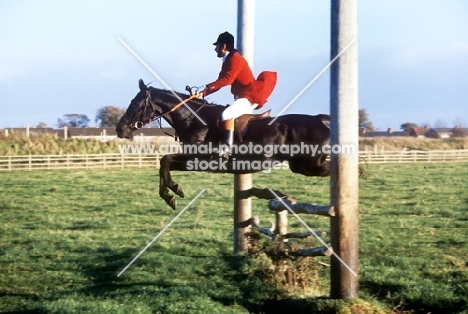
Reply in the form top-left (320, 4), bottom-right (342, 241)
top-left (233, 0), bottom-right (255, 253)
top-left (234, 174), bottom-right (252, 252)
top-left (275, 210), bottom-right (288, 237)
top-left (330, 0), bottom-right (359, 299)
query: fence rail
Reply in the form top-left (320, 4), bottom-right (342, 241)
top-left (359, 149), bottom-right (468, 163)
top-left (0, 153), bottom-right (161, 171)
top-left (1, 150), bottom-right (467, 171)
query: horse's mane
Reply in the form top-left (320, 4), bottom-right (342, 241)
top-left (149, 87), bottom-right (223, 109)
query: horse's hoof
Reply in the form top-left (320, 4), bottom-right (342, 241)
top-left (169, 197), bottom-right (177, 210)
top-left (175, 184), bottom-right (185, 198)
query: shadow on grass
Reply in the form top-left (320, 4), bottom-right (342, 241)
top-left (14, 242), bottom-right (463, 314)
top-left (211, 254), bottom-right (343, 314)
top-left (0, 293), bottom-right (45, 314)
top-left (76, 245), bottom-right (338, 313)
top-left (81, 247), bottom-right (138, 291)
top-left (360, 279), bottom-right (467, 314)
top-left (38, 247), bottom-right (150, 300)
top-left (20, 242), bottom-right (461, 314)
top-left (1, 310), bottom-right (46, 314)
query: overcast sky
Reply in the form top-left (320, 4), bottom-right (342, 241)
top-left (1, 0), bottom-right (467, 130)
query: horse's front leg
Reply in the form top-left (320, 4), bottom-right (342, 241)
top-left (159, 154), bottom-right (188, 210)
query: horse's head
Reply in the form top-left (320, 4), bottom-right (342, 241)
top-left (116, 79), bottom-right (163, 139)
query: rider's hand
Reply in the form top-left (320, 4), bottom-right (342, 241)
top-left (192, 85), bottom-right (206, 98)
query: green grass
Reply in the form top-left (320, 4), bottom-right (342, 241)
top-left (0, 163), bottom-right (467, 313)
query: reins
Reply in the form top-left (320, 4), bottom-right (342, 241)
top-left (132, 92), bottom-right (203, 142)
top-left (154, 116), bottom-right (179, 141)
top-left (155, 94), bottom-right (199, 117)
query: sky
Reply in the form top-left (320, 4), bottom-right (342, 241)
top-left (1, 0), bottom-right (467, 130)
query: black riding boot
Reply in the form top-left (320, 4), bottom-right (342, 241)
top-left (219, 119), bottom-right (234, 160)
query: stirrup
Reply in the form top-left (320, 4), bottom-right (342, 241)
top-left (218, 144), bottom-right (231, 161)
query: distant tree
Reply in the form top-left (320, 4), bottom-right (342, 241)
top-left (359, 109), bottom-right (375, 131)
top-left (57, 114), bottom-right (90, 128)
top-left (452, 127), bottom-right (468, 138)
top-left (400, 122), bottom-right (419, 134)
top-left (433, 119), bottom-right (447, 128)
top-left (420, 122), bottom-right (431, 129)
top-left (453, 117), bottom-right (467, 128)
top-left (36, 122), bottom-right (48, 128)
top-left (95, 106), bottom-right (126, 127)
top-left (452, 117), bottom-right (468, 137)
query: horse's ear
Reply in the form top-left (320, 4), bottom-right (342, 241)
top-left (139, 79), bottom-right (147, 92)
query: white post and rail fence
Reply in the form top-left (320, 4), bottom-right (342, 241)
top-left (1, 150), bottom-right (467, 171)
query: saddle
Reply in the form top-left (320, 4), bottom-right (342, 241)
top-left (233, 109), bottom-right (271, 142)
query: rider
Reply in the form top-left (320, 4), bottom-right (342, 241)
top-left (192, 31), bottom-right (277, 159)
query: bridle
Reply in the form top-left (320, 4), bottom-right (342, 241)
top-left (128, 88), bottom-right (206, 139)
top-left (129, 90), bottom-right (197, 128)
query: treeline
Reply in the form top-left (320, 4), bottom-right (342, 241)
top-left (34, 106), bottom-right (126, 128)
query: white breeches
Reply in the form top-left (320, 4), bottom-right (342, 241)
top-left (221, 98), bottom-right (258, 121)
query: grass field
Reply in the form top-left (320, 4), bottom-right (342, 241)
top-left (0, 163), bottom-right (467, 313)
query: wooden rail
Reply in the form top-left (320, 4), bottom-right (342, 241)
top-left (359, 149), bottom-right (468, 163)
top-left (0, 149), bottom-right (467, 171)
top-left (0, 153), bottom-right (161, 171)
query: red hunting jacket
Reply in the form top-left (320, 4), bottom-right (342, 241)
top-left (204, 50), bottom-right (277, 108)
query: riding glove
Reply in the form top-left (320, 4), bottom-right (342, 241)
top-left (193, 85), bottom-right (206, 98)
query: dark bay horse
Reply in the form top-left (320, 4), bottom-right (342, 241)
top-left (116, 79), bottom-right (330, 210)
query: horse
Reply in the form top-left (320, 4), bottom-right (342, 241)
top-left (116, 79), bottom-right (331, 210)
